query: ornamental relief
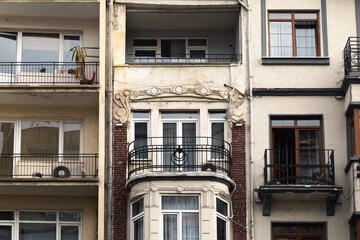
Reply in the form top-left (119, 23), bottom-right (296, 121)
top-left (113, 85), bottom-right (246, 125)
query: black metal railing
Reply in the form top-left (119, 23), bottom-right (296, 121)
top-left (0, 154), bottom-right (98, 179)
top-left (128, 137), bottom-right (232, 178)
top-left (344, 37), bottom-right (360, 75)
top-left (126, 54), bottom-right (241, 64)
top-left (264, 149), bottom-right (335, 185)
top-left (0, 62), bottom-right (99, 85)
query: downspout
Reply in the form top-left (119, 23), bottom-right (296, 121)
top-left (237, 1), bottom-right (254, 240)
top-left (107, 0), bottom-right (114, 239)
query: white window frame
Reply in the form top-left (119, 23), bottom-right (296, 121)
top-left (131, 111), bottom-right (150, 160)
top-left (160, 195), bottom-right (200, 240)
top-left (0, 210), bottom-right (82, 240)
top-left (216, 197), bottom-right (230, 240)
top-left (209, 112), bottom-right (226, 160)
top-left (131, 198), bottom-right (144, 240)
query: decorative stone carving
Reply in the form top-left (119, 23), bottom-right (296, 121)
top-left (146, 87), bottom-right (163, 96)
top-left (114, 89), bottom-right (136, 124)
top-left (195, 86), bottom-right (212, 96)
top-left (226, 89), bottom-right (245, 126)
top-left (150, 185), bottom-right (158, 192)
top-left (202, 186), bottom-right (209, 192)
top-left (171, 86), bottom-right (188, 95)
top-left (176, 186), bottom-right (184, 193)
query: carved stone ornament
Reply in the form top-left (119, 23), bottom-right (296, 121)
top-left (171, 86), bottom-right (188, 95)
top-left (195, 86), bottom-right (212, 96)
top-left (146, 87), bottom-right (163, 96)
top-left (226, 89), bottom-right (245, 126)
top-left (114, 89), bottom-right (136, 124)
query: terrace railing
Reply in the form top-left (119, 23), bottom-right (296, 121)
top-left (344, 37), bottom-right (360, 75)
top-left (126, 54), bottom-right (241, 64)
top-left (128, 137), bottom-right (232, 178)
top-left (0, 154), bottom-right (98, 179)
top-left (0, 62), bottom-right (99, 85)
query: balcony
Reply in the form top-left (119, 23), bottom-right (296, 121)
top-left (344, 37), bottom-right (360, 76)
top-left (127, 137), bottom-right (232, 186)
top-left (258, 149), bottom-right (342, 216)
top-left (0, 62), bottom-right (99, 85)
top-left (0, 154), bottom-right (98, 180)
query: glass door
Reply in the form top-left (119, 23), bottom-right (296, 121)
top-left (0, 122), bottom-right (15, 178)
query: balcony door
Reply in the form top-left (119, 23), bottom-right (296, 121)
top-left (0, 122), bottom-right (15, 178)
top-left (271, 118), bottom-right (322, 184)
top-left (161, 113), bottom-right (198, 171)
top-left (0, 225), bottom-right (13, 240)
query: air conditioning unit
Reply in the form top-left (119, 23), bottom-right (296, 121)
top-left (53, 164), bottom-right (82, 178)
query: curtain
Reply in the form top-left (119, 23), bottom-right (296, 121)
top-left (163, 214), bottom-right (177, 240)
top-left (162, 196), bottom-right (199, 210)
top-left (134, 217), bottom-right (144, 240)
top-left (182, 213), bottom-right (199, 240)
top-left (269, 22), bottom-right (293, 57)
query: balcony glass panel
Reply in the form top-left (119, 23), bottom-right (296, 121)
top-left (21, 121), bottom-right (59, 154)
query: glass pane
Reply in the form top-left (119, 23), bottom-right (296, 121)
top-left (134, 123), bottom-right (148, 159)
top-left (162, 196), bottom-right (199, 210)
top-left (19, 212), bottom-right (56, 221)
top-left (163, 214), bottom-right (177, 240)
top-left (217, 217), bottom-right (227, 240)
top-left (300, 225), bottom-right (323, 234)
top-left (22, 33), bottom-right (59, 62)
top-left (163, 123), bottom-right (177, 170)
top-left (188, 39), bottom-right (207, 46)
top-left (210, 112), bottom-right (226, 119)
top-left (161, 113), bottom-right (198, 119)
top-left (59, 212), bottom-right (81, 222)
top-left (135, 50), bottom-right (156, 57)
top-left (132, 198), bottom-right (144, 217)
top-left (0, 211), bottom-right (14, 220)
top-left (273, 226), bottom-right (297, 234)
top-left (134, 217), bottom-right (144, 240)
top-left (271, 120), bottom-right (295, 127)
top-left (21, 121), bottom-right (59, 154)
top-left (182, 213), bottom-right (199, 240)
top-left (63, 36), bottom-right (80, 62)
top-left (61, 226), bottom-right (79, 240)
top-left (64, 123), bottom-right (80, 154)
top-left (190, 50), bottom-right (205, 59)
top-left (161, 40), bottom-right (186, 58)
top-left (182, 123), bottom-right (196, 170)
top-left (295, 13), bottom-right (317, 20)
top-left (299, 130), bottom-right (320, 184)
top-left (297, 120), bottom-right (320, 127)
top-left (0, 32), bottom-right (16, 62)
top-left (0, 123), bottom-right (14, 154)
top-left (216, 198), bottom-right (228, 216)
top-left (133, 39), bottom-right (157, 47)
top-left (0, 225), bottom-right (12, 240)
top-left (269, 13), bottom-right (292, 19)
top-left (133, 112), bottom-right (150, 119)
top-left (212, 123), bottom-right (225, 159)
top-left (19, 223), bottom-right (56, 240)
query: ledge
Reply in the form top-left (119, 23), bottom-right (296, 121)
top-left (262, 57), bottom-right (330, 65)
top-left (253, 88), bottom-right (342, 96)
top-left (344, 155), bottom-right (360, 173)
top-left (126, 172), bottom-right (235, 191)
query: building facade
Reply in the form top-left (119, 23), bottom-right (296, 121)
top-left (111, 0), bottom-right (249, 239)
top-left (0, 1), bottom-right (107, 239)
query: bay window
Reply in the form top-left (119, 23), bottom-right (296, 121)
top-left (268, 12), bottom-right (320, 57)
top-left (162, 196), bottom-right (199, 240)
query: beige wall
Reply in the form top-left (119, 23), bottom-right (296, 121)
top-left (0, 195), bottom-right (97, 240)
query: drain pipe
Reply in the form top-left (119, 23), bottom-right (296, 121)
top-left (107, 0), bottom-right (114, 239)
top-left (237, 1), bottom-right (254, 240)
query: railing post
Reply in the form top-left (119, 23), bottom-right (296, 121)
top-left (264, 150), bottom-right (267, 185)
top-left (331, 150), bottom-right (335, 185)
top-left (10, 63), bottom-right (13, 85)
top-left (53, 62), bottom-right (56, 85)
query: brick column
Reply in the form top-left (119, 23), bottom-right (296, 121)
top-left (232, 120), bottom-right (247, 240)
top-left (113, 124), bottom-right (128, 240)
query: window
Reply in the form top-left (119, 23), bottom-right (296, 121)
top-left (210, 112), bottom-right (226, 159)
top-left (268, 12), bottom-right (319, 57)
top-left (0, 31), bottom-right (81, 63)
top-left (132, 38), bottom-right (208, 63)
top-left (271, 117), bottom-right (323, 184)
top-left (216, 198), bottom-right (229, 240)
top-left (272, 223), bottom-right (325, 240)
top-left (132, 112), bottom-right (150, 159)
top-left (349, 108), bottom-right (360, 157)
top-left (131, 198), bottom-right (144, 240)
top-left (161, 196), bottom-right (199, 240)
top-left (0, 211), bottom-right (81, 240)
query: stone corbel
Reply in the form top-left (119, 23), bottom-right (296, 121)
top-left (114, 89), bottom-right (136, 124)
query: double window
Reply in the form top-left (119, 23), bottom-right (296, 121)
top-left (0, 32), bottom-right (81, 63)
top-left (162, 196), bottom-right (199, 240)
top-left (272, 223), bottom-right (325, 240)
top-left (133, 38), bottom-right (208, 63)
top-left (0, 210), bottom-right (81, 240)
top-left (268, 12), bottom-right (320, 57)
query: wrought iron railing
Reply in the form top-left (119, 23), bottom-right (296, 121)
top-left (126, 54), bottom-right (241, 64)
top-left (0, 154), bottom-right (98, 178)
top-left (0, 62), bottom-right (99, 85)
top-left (344, 37), bottom-right (360, 75)
top-left (264, 149), bottom-right (335, 185)
top-left (128, 137), bottom-right (232, 178)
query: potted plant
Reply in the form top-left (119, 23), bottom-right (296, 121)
top-left (69, 45), bottom-right (87, 82)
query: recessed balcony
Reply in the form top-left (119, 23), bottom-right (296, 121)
top-left (127, 137), bottom-right (232, 187)
top-left (0, 154), bottom-right (98, 180)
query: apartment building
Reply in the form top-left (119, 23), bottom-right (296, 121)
top-left (0, 1), bottom-right (107, 240)
top-left (111, 0), bottom-right (249, 239)
top-left (250, 0), bottom-right (360, 240)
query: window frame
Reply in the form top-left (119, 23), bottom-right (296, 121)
top-left (272, 222), bottom-right (325, 240)
top-left (131, 198), bottom-right (144, 240)
top-left (349, 108), bottom-right (360, 157)
top-left (131, 111), bottom-right (150, 160)
top-left (209, 112), bottom-right (226, 160)
top-left (267, 11), bottom-right (321, 57)
top-left (216, 197), bottom-right (229, 240)
top-left (160, 195), bottom-right (200, 240)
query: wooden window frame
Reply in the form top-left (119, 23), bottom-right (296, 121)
top-left (268, 11), bottom-right (321, 57)
top-left (272, 223), bottom-right (325, 240)
top-left (350, 108), bottom-right (360, 156)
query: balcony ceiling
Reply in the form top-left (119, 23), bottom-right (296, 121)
top-left (0, 2), bottom-right (99, 19)
top-left (127, 11), bottom-right (238, 30)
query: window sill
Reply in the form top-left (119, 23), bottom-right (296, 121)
top-left (262, 57), bottom-right (330, 65)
